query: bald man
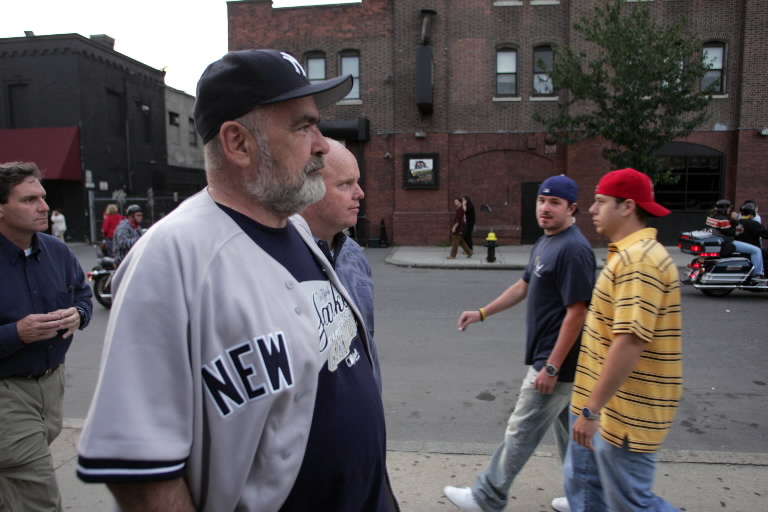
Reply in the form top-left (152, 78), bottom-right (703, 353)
top-left (299, 139), bottom-right (382, 393)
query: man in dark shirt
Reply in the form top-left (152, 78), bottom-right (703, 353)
top-left (0, 161), bottom-right (92, 511)
top-left (444, 175), bottom-right (595, 512)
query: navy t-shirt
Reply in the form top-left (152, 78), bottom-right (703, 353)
top-left (522, 225), bottom-right (595, 382)
top-left (218, 205), bottom-right (390, 512)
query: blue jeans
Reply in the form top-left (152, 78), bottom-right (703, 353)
top-left (472, 366), bottom-right (572, 512)
top-left (564, 413), bottom-right (679, 512)
top-left (732, 240), bottom-right (764, 275)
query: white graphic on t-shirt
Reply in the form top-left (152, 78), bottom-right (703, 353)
top-left (301, 280), bottom-right (359, 372)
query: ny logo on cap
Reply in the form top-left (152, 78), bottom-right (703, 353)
top-left (281, 52), bottom-right (307, 77)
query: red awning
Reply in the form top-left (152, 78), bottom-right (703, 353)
top-left (0, 127), bottom-right (82, 181)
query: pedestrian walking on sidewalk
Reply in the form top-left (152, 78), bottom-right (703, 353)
top-left (77, 49), bottom-right (396, 511)
top-left (0, 161), bottom-right (92, 512)
top-left (444, 175), bottom-right (595, 512)
top-left (462, 195), bottom-right (476, 251)
top-left (564, 168), bottom-right (682, 512)
top-left (50, 208), bottom-right (66, 240)
top-left (448, 197), bottom-right (473, 259)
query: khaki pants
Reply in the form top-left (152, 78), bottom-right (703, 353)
top-left (449, 233), bottom-right (473, 258)
top-left (0, 366), bottom-right (65, 512)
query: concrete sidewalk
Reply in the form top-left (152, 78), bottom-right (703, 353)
top-left (53, 421), bottom-right (768, 511)
top-left (384, 244), bottom-right (693, 271)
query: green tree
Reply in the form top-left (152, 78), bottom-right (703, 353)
top-left (534, 0), bottom-right (715, 182)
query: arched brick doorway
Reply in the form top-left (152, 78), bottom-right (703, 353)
top-left (457, 149), bottom-right (554, 245)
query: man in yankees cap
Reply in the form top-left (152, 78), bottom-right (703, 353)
top-left (77, 49), bottom-right (399, 511)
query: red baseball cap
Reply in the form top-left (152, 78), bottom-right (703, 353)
top-left (595, 168), bottom-right (671, 217)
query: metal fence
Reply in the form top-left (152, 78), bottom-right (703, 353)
top-left (87, 189), bottom-right (195, 243)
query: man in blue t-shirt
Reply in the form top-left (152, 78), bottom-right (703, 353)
top-left (444, 175), bottom-right (596, 512)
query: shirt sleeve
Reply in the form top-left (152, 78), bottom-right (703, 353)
top-left (557, 241), bottom-right (596, 306)
top-left (610, 260), bottom-right (664, 343)
top-left (68, 251), bottom-right (93, 329)
top-left (77, 234), bottom-right (193, 483)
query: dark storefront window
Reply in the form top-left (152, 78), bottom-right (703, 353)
top-left (655, 154), bottom-right (722, 211)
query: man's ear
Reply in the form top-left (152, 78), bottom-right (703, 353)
top-left (621, 199), bottom-right (637, 217)
top-left (218, 121), bottom-right (256, 168)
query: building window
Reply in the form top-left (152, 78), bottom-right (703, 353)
top-left (496, 48), bottom-right (518, 96)
top-left (8, 83), bottom-right (32, 128)
top-left (655, 151), bottom-right (723, 211)
top-left (305, 52), bottom-right (326, 84)
top-left (340, 51), bottom-right (360, 99)
top-left (701, 42), bottom-right (725, 93)
top-left (107, 90), bottom-right (125, 137)
top-left (532, 45), bottom-right (554, 95)
top-left (188, 118), bottom-right (197, 146)
top-left (168, 112), bottom-right (180, 126)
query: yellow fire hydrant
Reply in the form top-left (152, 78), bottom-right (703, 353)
top-left (485, 231), bottom-right (498, 263)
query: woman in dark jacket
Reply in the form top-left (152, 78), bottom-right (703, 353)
top-left (462, 195), bottom-right (476, 250)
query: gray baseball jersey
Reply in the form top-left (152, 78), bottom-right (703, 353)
top-left (77, 190), bottom-right (374, 511)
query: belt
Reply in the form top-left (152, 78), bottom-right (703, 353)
top-left (1, 364), bottom-right (61, 380)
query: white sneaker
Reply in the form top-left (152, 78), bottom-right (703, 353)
top-left (443, 486), bottom-right (483, 512)
top-left (551, 496), bottom-right (571, 512)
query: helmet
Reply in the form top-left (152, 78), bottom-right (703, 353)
top-left (740, 204), bottom-right (756, 217)
top-left (714, 199), bottom-right (732, 213)
top-left (125, 204), bottom-right (143, 216)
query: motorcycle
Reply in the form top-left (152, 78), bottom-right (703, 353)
top-left (678, 230), bottom-right (768, 297)
top-left (87, 242), bottom-right (116, 308)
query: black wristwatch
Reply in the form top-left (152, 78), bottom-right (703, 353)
top-left (75, 307), bottom-right (87, 328)
top-left (582, 407), bottom-right (600, 421)
top-left (544, 363), bottom-right (559, 377)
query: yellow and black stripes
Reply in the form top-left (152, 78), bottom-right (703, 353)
top-left (571, 228), bottom-right (683, 453)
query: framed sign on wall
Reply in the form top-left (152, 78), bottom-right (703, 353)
top-left (403, 153), bottom-right (439, 189)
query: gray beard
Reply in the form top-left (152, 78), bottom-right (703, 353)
top-left (266, 171), bottom-right (325, 215)
top-left (248, 153), bottom-right (326, 216)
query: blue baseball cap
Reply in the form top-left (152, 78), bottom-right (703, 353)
top-left (538, 175), bottom-right (578, 203)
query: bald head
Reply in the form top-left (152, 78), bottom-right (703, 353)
top-left (301, 138), bottom-right (364, 243)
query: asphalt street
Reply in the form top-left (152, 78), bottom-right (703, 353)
top-left (52, 242), bottom-right (768, 511)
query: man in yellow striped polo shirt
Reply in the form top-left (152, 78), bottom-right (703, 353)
top-left (564, 168), bottom-right (682, 512)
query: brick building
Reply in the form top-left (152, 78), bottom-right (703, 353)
top-left (228, 0), bottom-right (768, 245)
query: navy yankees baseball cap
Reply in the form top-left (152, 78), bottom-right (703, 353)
top-left (193, 49), bottom-right (353, 144)
top-left (538, 175), bottom-right (578, 203)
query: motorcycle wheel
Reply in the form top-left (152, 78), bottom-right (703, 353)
top-left (93, 274), bottom-right (113, 309)
top-left (700, 287), bottom-right (734, 297)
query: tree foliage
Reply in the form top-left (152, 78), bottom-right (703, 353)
top-left (534, 0), bottom-right (715, 182)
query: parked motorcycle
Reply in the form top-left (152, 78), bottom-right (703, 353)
top-left (678, 230), bottom-right (768, 297)
top-left (88, 243), bottom-right (116, 308)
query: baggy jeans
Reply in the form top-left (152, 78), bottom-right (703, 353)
top-left (472, 366), bottom-right (572, 512)
top-left (564, 413), bottom-right (680, 512)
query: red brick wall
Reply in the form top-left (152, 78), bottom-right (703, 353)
top-left (227, 0), bottom-right (768, 246)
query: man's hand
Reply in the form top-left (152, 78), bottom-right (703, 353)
top-left (534, 368), bottom-right (558, 394)
top-left (457, 310), bottom-right (482, 331)
top-left (572, 414), bottom-right (600, 450)
top-left (16, 308), bottom-right (79, 343)
top-left (50, 307), bottom-right (81, 338)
